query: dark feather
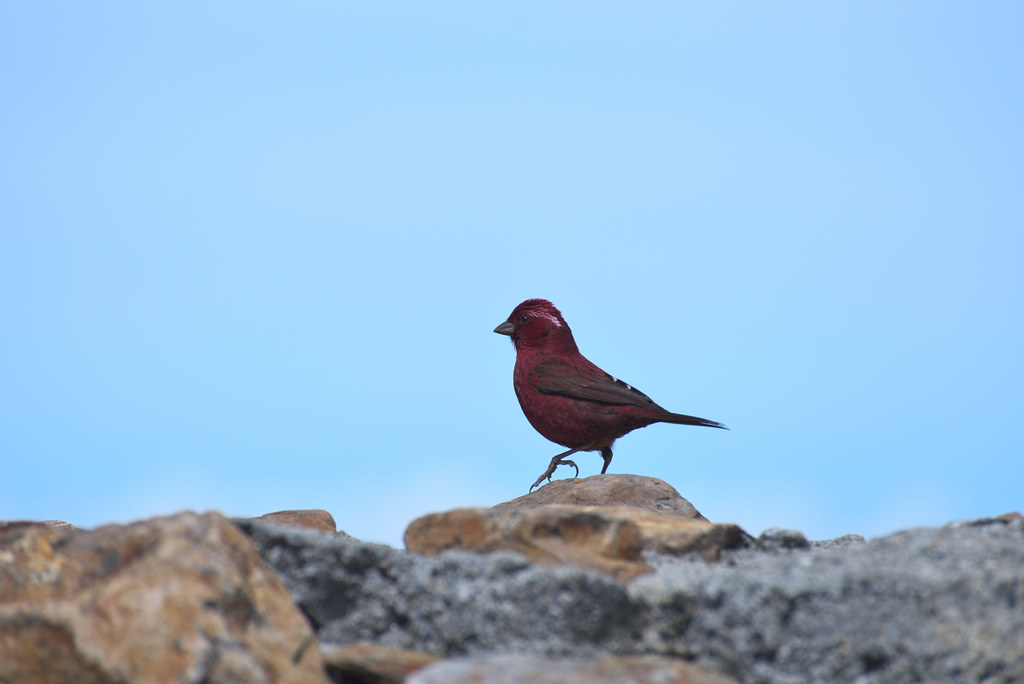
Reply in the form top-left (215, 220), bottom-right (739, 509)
top-left (533, 357), bottom-right (728, 430)
top-left (534, 359), bottom-right (662, 409)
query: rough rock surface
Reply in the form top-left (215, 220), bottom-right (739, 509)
top-left (408, 653), bottom-right (739, 684)
top-left (240, 512), bottom-right (1024, 683)
top-left (249, 509), bottom-right (338, 534)
top-left (405, 504), bottom-right (748, 582)
top-left (320, 642), bottom-right (438, 683)
top-left (238, 517), bottom-right (635, 655)
top-left (0, 513), bottom-right (328, 684)
top-left (4, 476), bottom-right (1022, 684)
top-left (493, 473), bottom-right (708, 520)
top-left (635, 518), bottom-right (1024, 682)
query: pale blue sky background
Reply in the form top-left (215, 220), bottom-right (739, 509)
top-left (2, 3), bottom-right (1021, 547)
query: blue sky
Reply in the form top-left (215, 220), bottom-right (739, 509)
top-left (2, 3), bottom-right (1021, 546)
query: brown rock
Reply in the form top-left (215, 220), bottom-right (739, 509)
top-left (43, 520), bottom-right (77, 529)
top-left (406, 505), bottom-right (649, 582)
top-left (321, 642), bottom-right (438, 683)
top-left (405, 504), bottom-right (749, 582)
top-left (955, 511), bottom-right (1024, 528)
top-left (0, 519), bottom-right (76, 531)
top-left (619, 508), bottom-right (750, 560)
top-left (407, 653), bottom-right (739, 684)
top-left (0, 512), bottom-right (329, 684)
top-left (493, 473), bottom-right (708, 520)
top-left (251, 509), bottom-right (338, 534)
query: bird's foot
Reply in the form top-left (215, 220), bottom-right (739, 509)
top-left (528, 469), bottom-right (552, 492)
top-left (529, 457), bottom-right (579, 492)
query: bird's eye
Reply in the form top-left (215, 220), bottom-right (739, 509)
top-left (519, 315), bottom-right (530, 324)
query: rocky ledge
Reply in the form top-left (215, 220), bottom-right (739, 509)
top-left (2, 474), bottom-right (1022, 683)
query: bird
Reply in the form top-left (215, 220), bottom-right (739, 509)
top-left (494, 298), bottom-right (727, 490)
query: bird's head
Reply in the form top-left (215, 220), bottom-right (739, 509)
top-left (494, 299), bottom-right (579, 353)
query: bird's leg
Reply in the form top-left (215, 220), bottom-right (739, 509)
top-left (529, 447), bottom-right (583, 491)
top-left (599, 447), bottom-right (614, 474)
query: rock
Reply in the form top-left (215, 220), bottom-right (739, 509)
top-left (250, 509), bottom-right (338, 534)
top-left (493, 473), bottom-right (708, 520)
top-left (43, 520), bottom-right (77, 529)
top-left (0, 512), bottom-right (329, 684)
top-left (321, 642), bottom-right (438, 683)
top-left (623, 509), bottom-right (749, 561)
top-left (405, 505), bottom-right (649, 582)
top-left (241, 513), bottom-right (1024, 683)
top-left (633, 520), bottom-right (1024, 682)
top-left (0, 519), bottom-right (75, 530)
top-left (408, 653), bottom-right (739, 684)
top-left (809, 533), bottom-right (866, 550)
top-left (950, 511), bottom-right (1024, 528)
top-left (404, 505), bottom-right (749, 582)
top-left (757, 528), bottom-right (809, 550)
top-left (238, 517), bottom-right (637, 656)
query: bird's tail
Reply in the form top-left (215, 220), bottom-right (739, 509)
top-left (659, 412), bottom-right (728, 430)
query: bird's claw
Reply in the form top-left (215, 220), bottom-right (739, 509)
top-left (528, 457), bottom-right (580, 492)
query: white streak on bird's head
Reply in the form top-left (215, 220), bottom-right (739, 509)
top-left (496, 299), bottom-right (578, 353)
top-left (514, 299), bottom-right (565, 328)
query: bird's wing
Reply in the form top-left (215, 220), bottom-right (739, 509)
top-left (533, 358), bottom-right (661, 408)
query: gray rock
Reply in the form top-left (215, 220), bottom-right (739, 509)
top-left (408, 653), bottom-right (738, 684)
top-left (237, 517), bottom-right (1024, 684)
top-left (633, 520), bottom-right (1024, 682)
top-left (810, 533), bottom-right (866, 550)
top-left (237, 520), bottom-right (638, 656)
top-left (756, 527), bottom-right (809, 550)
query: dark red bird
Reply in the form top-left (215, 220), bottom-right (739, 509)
top-left (494, 299), bottom-right (727, 490)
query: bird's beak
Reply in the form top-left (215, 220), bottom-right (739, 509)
top-left (493, 321), bottom-right (514, 336)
